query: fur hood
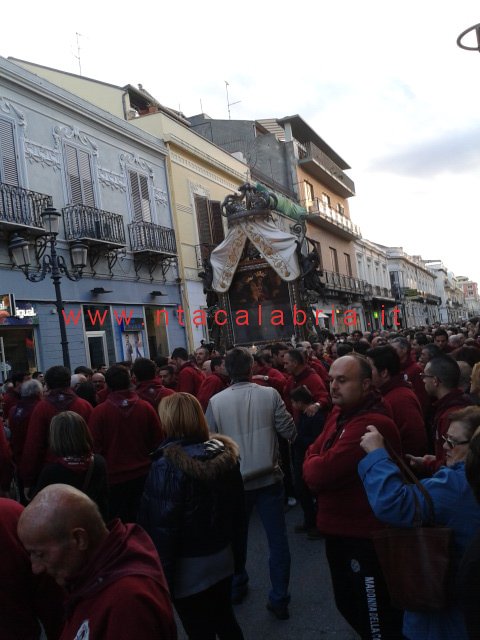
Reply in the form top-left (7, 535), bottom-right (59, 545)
top-left (160, 434), bottom-right (240, 482)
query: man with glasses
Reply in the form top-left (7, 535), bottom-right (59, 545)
top-left (303, 354), bottom-right (403, 640)
top-left (409, 355), bottom-right (471, 474)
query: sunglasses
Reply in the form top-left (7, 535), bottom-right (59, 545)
top-left (442, 435), bottom-right (469, 449)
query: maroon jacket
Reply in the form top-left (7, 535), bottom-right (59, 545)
top-left (252, 365), bottom-right (287, 396)
top-left (308, 358), bottom-right (330, 385)
top-left (284, 365), bottom-right (330, 422)
top-left (381, 375), bottom-right (427, 457)
top-left (8, 396), bottom-right (41, 465)
top-left (61, 519), bottom-right (176, 640)
top-left (176, 362), bottom-right (205, 396)
top-left (135, 378), bottom-right (175, 410)
top-left (303, 393), bottom-right (401, 538)
top-left (20, 389), bottom-right (93, 486)
top-left (0, 498), bottom-right (64, 640)
top-left (401, 356), bottom-right (429, 414)
top-left (197, 373), bottom-right (229, 412)
top-left (0, 419), bottom-right (13, 491)
top-left (89, 390), bottom-right (164, 485)
top-left (426, 389), bottom-right (472, 472)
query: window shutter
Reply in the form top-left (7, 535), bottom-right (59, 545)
top-left (78, 149), bottom-right (95, 207)
top-left (209, 200), bottom-right (224, 244)
top-left (129, 171), bottom-right (152, 222)
top-left (65, 144), bottom-right (95, 206)
top-left (0, 119), bottom-right (19, 186)
top-left (194, 195), bottom-right (212, 245)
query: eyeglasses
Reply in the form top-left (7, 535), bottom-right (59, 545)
top-left (442, 435), bottom-right (470, 449)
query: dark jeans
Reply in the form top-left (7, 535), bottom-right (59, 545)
top-left (174, 576), bottom-right (244, 640)
top-left (108, 474), bottom-right (147, 523)
top-left (325, 536), bottom-right (404, 640)
top-left (233, 482), bottom-right (291, 606)
top-left (292, 443), bottom-right (317, 528)
top-left (278, 437), bottom-right (295, 498)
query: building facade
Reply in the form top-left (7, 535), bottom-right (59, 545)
top-left (0, 57), bottom-right (184, 379)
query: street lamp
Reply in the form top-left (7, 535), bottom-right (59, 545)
top-left (8, 205), bottom-right (88, 370)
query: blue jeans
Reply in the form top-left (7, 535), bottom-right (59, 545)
top-left (233, 482), bottom-right (291, 606)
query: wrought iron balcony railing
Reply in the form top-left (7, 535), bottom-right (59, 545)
top-left (62, 204), bottom-right (126, 246)
top-left (0, 182), bottom-right (50, 231)
top-left (128, 221), bottom-right (177, 255)
top-left (297, 141), bottom-right (355, 196)
top-left (306, 197), bottom-right (361, 238)
top-left (322, 269), bottom-right (368, 296)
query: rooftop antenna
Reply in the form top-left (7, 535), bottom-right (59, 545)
top-left (200, 98), bottom-right (203, 113)
top-left (225, 80), bottom-right (241, 119)
top-left (74, 32), bottom-right (82, 75)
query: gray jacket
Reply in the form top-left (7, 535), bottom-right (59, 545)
top-left (206, 381), bottom-right (296, 490)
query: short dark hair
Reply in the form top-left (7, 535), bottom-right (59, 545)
top-left (336, 342), bottom-right (354, 357)
top-left (132, 358), bottom-right (156, 381)
top-left (367, 346), bottom-right (401, 377)
top-left (450, 346), bottom-right (480, 368)
top-left (105, 365), bottom-right (131, 391)
top-left (286, 349), bottom-right (305, 366)
top-left (253, 352), bottom-right (273, 367)
top-left (171, 347), bottom-right (188, 361)
top-left (154, 355), bottom-right (169, 368)
top-left (427, 356), bottom-right (460, 389)
top-left (225, 347), bottom-right (253, 380)
top-left (414, 332), bottom-right (429, 346)
top-left (340, 354), bottom-right (372, 380)
top-left (434, 328), bottom-right (449, 339)
top-left (32, 371), bottom-right (43, 379)
top-left (159, 365), bottom-right (175, 376)
top-left (210, 356), bottom-right (224, 372)
top-left (421, 343), bottom-right (442, 360)
top-left (290, 385), bottom-right (314, 404)
top-left (74, 366), bottom-right (93, 377)
top-left (270, 343), bottom-right (290, 356)
top-left (352, 340), bottom-right (371, 356)
top-left (391, 336), bottom-right (411, 352)
top-left (12, 372), bottom-right (28, 386)
top-left (75, 381), bottom-right (97, 407)
top-left (45, 366), bottom-right (71, 390)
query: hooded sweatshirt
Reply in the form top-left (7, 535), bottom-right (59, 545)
top-left (20, 389), bottom-right (93, 486)
top-left (61, 519), bottom-right (177, 640)
top-left (135, 378), bottom-right (175, 410)
top-left (89, 390), bottom-right (164, 484)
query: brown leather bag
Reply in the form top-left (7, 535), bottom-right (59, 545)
top-left (372, 448), bottom-right (454, 612)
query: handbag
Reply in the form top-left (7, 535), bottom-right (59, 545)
top-left (372, 447), bottom-right (454, 612)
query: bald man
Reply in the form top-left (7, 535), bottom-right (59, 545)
top-left (18, 484), bottom-right (177, 640)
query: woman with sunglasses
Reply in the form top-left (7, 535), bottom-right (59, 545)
top-left (358, 406), bottom-right (480, 640)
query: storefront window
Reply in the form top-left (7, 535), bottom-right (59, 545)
top-left (0, 327), bottom-right (37, 381)
top-left (145, 307), bottom-right (169, 359)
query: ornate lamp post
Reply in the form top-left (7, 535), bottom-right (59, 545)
top-left (8, 205), bottom-right (88, 370)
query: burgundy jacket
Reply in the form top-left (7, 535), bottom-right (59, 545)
top-left (308, 358), bottom-right (330, 385)
top-left (197, 373), bottom-right (229, 412)
top-left (20, 389), bottom-right (93, 486)
top-left (176, 362), bottom-right (205, 397)
top-left (135, 378), bottom-right (175, 410)
top-left (89, 390), bottom-right (164, 485)
top-left (8, 396), bottom-right (41, 465)
top-left (284, 366), bottom-right (330, 422)
top-left (252, 365), bottom-right (287, 396)
top-left (61, 519), bottom-right (177, 640)
top-left (381, 375), bottom-right (427, 457)
top-left (303, 393), bottom-right (401, 538)
top-left (0, 498), bottom-right (64, 640)
top-left (401, 356), bottom-right (429, 414)
top-left (0, 419), bottom-right (13, 491)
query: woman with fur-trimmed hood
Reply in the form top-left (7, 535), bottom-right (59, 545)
top-left (138, 392), bottom-right (246, 640)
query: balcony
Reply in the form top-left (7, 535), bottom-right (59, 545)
top-left (128, 221), bottom-right (177, 255)
top-left (322, 269), bottom-right (368, 297)
top-left (62, 204), bottom-right (126, 248)
top-left (305, 197), bottom-right (361, 239)
top-left (0, 182), bottom-right (50, 233)
top-left (297, 141), bottom-right (355, 198)
top-left (372, 285), bottom-right (395, 300)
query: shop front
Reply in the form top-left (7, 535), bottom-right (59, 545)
top-left (0, 295), bottom-right (39, 380)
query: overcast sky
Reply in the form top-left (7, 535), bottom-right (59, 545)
top-left (3, 1), bottom-right (480, 281)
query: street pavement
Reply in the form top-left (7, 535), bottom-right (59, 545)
top-left (177, 503), bottom-right (360, 639)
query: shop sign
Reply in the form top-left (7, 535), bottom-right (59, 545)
top-left (0, 296), bottom-right (38, 326)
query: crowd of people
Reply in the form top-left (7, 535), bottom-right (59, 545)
top-left (1, 321), bottom-right (480, 639)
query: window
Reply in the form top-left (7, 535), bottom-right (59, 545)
top-left (330, 247), bottom-right (339, 272)
top-left (65, 144), bottom-right (95, 206)
top-left (128, 170), bottom-right (152, 222)
top-left (0, 119), bottom-right (19, 186)
top-left (304, 181), bottom-right (314, 205)
top-left (337, 203), bottom-right (345, 216)
top-left (194, 195), bottom-right (224, 246)
top-left (321, 193), bottom-right (331, 208)
top-left (344, 253), bottom-right (352, 276)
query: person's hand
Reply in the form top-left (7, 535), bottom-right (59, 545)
top-left (405, 454), bottom-right (435, 473)
top-left (305, 403), bottom-right (321, 417)
top-left (360, 425), bottom-right (385, 453)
